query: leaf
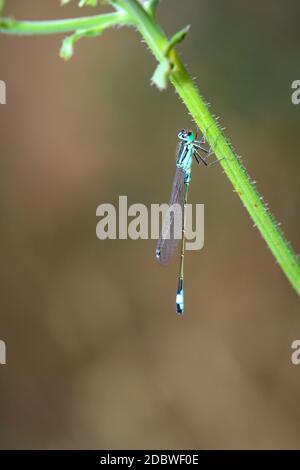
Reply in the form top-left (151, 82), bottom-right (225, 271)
top-left (151, 58), bottom-right (172, 91)
top-left (165, 25), bottom-right (190, 57)
top-left (144, 0), bottom-right (159, 17)
top-left (150, 25), bottom-right (190, 90)
top-left (60, 35), bottom-right (76, 60)
top-left (60, 27), bottom-right (103, 60)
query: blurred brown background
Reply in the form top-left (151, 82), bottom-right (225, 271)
top-left (0, 0), bottom-right (299, 449)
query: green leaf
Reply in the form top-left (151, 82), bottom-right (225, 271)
top-left (150, 25), bottom-right (190, 89)
top-left (165, 25), bottom-right (190, 57)
top-left (144, 0), bottom-right (159, 17)
top-left (60, 27), bottom-right (103, 60)
top-left (60, 0), bottom-right (99, 6)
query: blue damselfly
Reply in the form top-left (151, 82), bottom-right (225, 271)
top-left (156, 129), bottom-right (213, 315)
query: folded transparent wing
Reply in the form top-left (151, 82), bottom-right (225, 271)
top-left (156, 167), bottom-right (185, 266)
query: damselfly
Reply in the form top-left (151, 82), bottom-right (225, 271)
top-left (156, 129), bottom-right (214, 315)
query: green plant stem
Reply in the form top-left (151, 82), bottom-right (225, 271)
top-left (0, 0), bottom-right (299, 294)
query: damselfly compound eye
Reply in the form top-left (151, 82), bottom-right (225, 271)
top-left (178, 129), bottom-right (188, 140)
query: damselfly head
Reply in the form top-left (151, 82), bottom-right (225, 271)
top-left (178, 129), bottom-right (194, 142)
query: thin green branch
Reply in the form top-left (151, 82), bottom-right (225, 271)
top-left (0, 0), bottom-right (299, 294)
top-left (0, 11), bottom-right (128, 35)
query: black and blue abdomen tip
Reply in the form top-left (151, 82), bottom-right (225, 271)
top-left (176, 288), bottom-right (184, 315)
